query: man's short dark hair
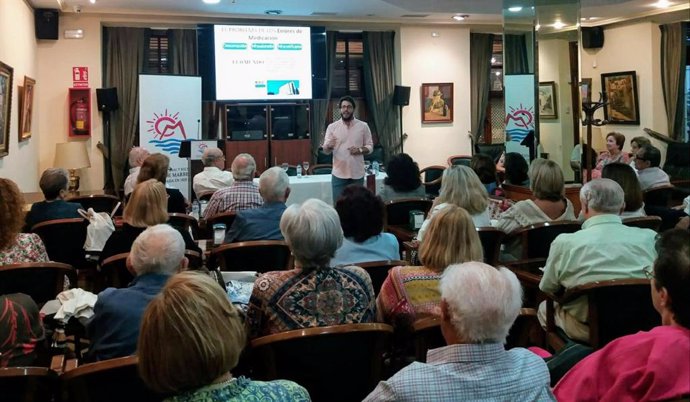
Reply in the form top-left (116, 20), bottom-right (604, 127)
top-left (335, 185), bottom-right (383, 243)
top-left (40, 168), bottom-right (69, 200)
top-left (654, 229), bottom-right (690, 329)
top-left (640, 144), bottom-right (661, 167)
top-left (338, 96), bottom-right (356, 110)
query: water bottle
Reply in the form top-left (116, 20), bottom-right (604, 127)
top-left (372, 161), bottom-right (380, 176)
top-left (296, 164), bottom-right (302, 178)
top-left (192, 200), bottom-right (200, 219)
top-left (199, 200), bottom-right (208, 216)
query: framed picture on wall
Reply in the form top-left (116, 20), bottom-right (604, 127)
top-left (538, 81), bottom-right (558, 119)
top-left (601, 71), bottom-right (640, 125)
top-left (580, 78), bottom-right (592, 103)
top-left (0, 60), bottom-right (13, 157)
top-left (19, 76), bottom-right (36, 141)
top-left (421, 82), bottom-right (453, 124)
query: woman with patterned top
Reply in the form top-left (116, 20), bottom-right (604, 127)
top-left (377, 204), bottom-right (483, 328)
top-left (139, 271), bottom-right (310, 402)
top-left (246, 198), bottom-right (376, 339)
top-left (0, 178), bottom-right (49, 264)
top-left (591, 132), bottom-right (629, 179)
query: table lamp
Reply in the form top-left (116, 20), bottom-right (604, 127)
top-left (54, 142), bottom-right (91, 192)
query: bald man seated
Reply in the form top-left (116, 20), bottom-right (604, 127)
top-left (192, 147), bottom-right (233, 199)
top-left (203, 153), bottom-right (263, 219)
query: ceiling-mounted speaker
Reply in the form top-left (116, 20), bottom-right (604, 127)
top-left (35, 9), bottom-right (59, 40)
top-left (393, 85), bottom-right (411, 106)
top-left (582, 27), bottom-right (604, 49)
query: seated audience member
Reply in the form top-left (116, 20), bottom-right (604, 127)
top-left (497, 158), bottom-right (575, 235)
top-left (99, 179), bottom-right (200, 266)
top-left (377, 205), bottom-right (483, 327)
top-left (496, 151), bottom-right (506, 173)
top-left (592, 132), bottom-right (629, 180)
top-left (0, 178), bottom-right (49, 264)
top-left (192, 147), bottom-right (233, 199)
top-left (635, 144), bottom-right (670, 191)
top-left (0, 293), bottom-right (44, 368)
top-left (554, 229), bottom-right (690, 401)
top-left (365, 262), bottom-right (554, 401)
top-left (379, 153), bottom-right (425, 201)
top-left (204, 153), bottom-right (263, 219)
top-left (418, 165), bottom-right (490, 241)
top-left (137, 153), bottom-right (187, 213)
top-left (225, 166), bottom-right (289, 243)
top-left (471, 153), bottom-right (499, 195)
top-left (123, 147), bottom-right (149, 197)
top-left (331, 185), bottom-right (399, 266)
top-left (25, 168), bottom-right (83, 229)
top-left (246, 198), bottom-right (375, 339)
top-left (629, 135), bottom-right (651, 172)
top-left (138, 271), bottom-right (310, 401)
top-left (601, 162), bottom-right (646, 218)
top-left (87, 224), bottom-right (188, 361)
top-left (503, 152), bottom-right (530, 186)
top-left (538, 179), bottom-right (657, 342)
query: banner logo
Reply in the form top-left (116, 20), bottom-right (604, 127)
top-left (145, 109), bottom-right (187, 155)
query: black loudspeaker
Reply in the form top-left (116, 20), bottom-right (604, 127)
top-left (35, 9), bottom-right (59, 40)
top-left (393, 85), bottom-right (411, 106)
top-left (96, 88), bottom-right (119, 112)
top-left (582, 27), bottom-right (605, 49)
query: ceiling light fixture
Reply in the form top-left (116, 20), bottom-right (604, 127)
top-left (452, 14), bottom-right (469, 21)
top-left (535, 24), bottom-right (541, 31)
top-left (654, 0), bottom-right (671, 8)
top-left (431, 32), bottom-right (440, 37)
top-left (89, 0), bottom-right (96, 4)
top-left (508, 6), bottom-right (522, 12)
top-left (202, 0), bottom-right (220, 4)
top-left (552, 20), bottom-right (566, 29)
top-left (265, 9), bottom-right (282, 15)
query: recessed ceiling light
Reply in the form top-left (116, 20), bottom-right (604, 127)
top-left (653, 0), bottom-right (671, 8)
top-left (89, 0), bottom-right (96, 4)
top-left (265, 9), bottom-right (282, 15)
top-left (552, 20), bottom-right (566, 29)
top-left (508, 6), bottom-right (522, 12)
top-left (202, 0), bottom-right (220, 4)
top-left (452, 14), bottom-right (469, 21)
top-left (431, 32), bottom-right (440, 37)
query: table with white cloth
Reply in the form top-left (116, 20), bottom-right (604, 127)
top-left (253, 172), bottom-right (387, 206)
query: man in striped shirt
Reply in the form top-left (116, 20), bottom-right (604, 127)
top-left (203, 153), bottom-right (263, 219)
top-left (364, 262), bottom-right (555, 402)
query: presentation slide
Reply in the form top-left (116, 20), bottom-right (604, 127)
top-left (214, 25), bottom-right (312, 101)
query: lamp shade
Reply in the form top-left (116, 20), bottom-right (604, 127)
top-left (54, 142), bottom-right (91, 170)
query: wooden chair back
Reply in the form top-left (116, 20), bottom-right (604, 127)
top-left (203, 212), bottom-right (237, 239)
top-left (419, 165), bottom-right (445, 198)
top-left (0, 262), bottom-right (75, 306)
top-left (546, 278), bottom-right (660, 350)
top-left (622, 216), bottom-right (662, 232)
top-left (60, 356), bottom-right (163, 402)
top-left (308, 163), bottom-right (333, 175)
top-left (353, 260), bottom-right (407, 296)
top-left (510, 220), bottom-right (581, 260)
top-left (250, 323), bottom-right (393, 402)
top-left (209, 240), bottom-right (291, 273)
top-left (69, 194), bottom-right (121, 214)
top-left (167, 213), bottom-right (200, 239)
top-left (643, 185), bottom-right (675, 207)
top-left (196, 191), bottom-right (215, 202)
top-left (0, 366), bottom-right (58, 402)
top-left (185, 249), bottom-right (203, 270)
top-left (411, 316), bottom-right (445, 362)
top-left (384, 198), bottom-right (433, 227)
top-left (31, 218), bottom-right (88, 270)
top-left (477, 227), bottom-right (505, 266)
top-left (99, 253), bottom-right (132, 289)
top-left (446, 155), bottom-right (472, 167)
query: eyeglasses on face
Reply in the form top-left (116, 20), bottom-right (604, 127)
top-left (643, 265), bottom-right (654, 280)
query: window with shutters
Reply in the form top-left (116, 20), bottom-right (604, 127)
top-left (332, 33), bottom-right (364, 98)
top-left (146, 30), bottom-right (169, 74)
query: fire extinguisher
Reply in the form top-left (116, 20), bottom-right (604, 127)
top-left (71, 98), bottom-right (88, 135)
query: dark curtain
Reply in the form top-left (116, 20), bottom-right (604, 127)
top-left (169, 29), bottom-right (198, 75)
top-left (363, 31), bottom-right (398, 163)
top-left (103, 27), bottom-right (147, 192)
top-left (310, 31), bottom-right (337, 159)
top-left (470, 33), bottom-right (495, 148)
top-left (504, 34), bottom-right (529, 75)
top-left (660, 22), bottom-right (687, 141)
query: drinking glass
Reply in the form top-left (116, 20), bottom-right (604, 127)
top-left (302, 161), bottom-right (310, 175)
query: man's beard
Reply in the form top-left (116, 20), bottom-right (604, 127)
top-left (341, 112), bottom-right (354, 121)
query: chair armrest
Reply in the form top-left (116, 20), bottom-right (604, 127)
top-left (50, 355), bottom-right (66, 374)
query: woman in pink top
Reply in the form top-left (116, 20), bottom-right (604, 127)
top-left (554, 229), bottom-right (690, 402)
top-left (591, 132), bottom-right (629, 180)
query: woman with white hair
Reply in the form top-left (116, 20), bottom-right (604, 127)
top-left (417, 165), bottom-right (491, 241)
top-left (245, 198), bottom-right (376, 339)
